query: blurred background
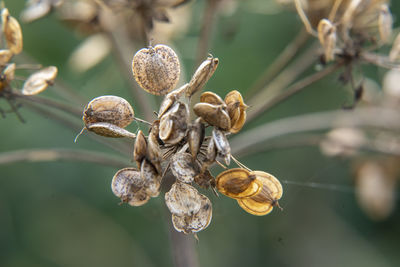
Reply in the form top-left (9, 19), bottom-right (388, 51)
top-left (1, 0), bottom-right (400, 266)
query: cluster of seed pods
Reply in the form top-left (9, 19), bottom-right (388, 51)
top-left (80, 44), bottom-right (283, 234)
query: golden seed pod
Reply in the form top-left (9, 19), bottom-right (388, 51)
top-left (212, 128), bottom-right (231, 165)
top-left (165, 182), bottom-right (202, 216)
top-left (193, 103), bottom-right (231, 131)
top-left (237, 171), bottom-right (283, 216)
top-left (215, 168), bottom-right (262, 199)
top-left (1, 8), bottom-right (23, 55)
top-left (159, 102), bottom-right (189, 144)
top-left (378, 4), bottom-right (392, 44)
top-left (317, 19), bottom-right (337, 62)
top-left (170, 152), bottom-right (200, 183)
top-left (22, 66), bottom-right (58, 95)
top-left (140, 159), bottom-right (161, 197)
top-left (132, 44), bottom-right (180, 95)
top-left (224, 90), bottom-right (248, 134)
top-left (134, 130), bottom-right (147, 168)
top-left (158, 83), bottom-right (188, 118)
top-left (111, 168), bottom-right (150, 206)
top-left (86, 122), bottom-right (137, 138)
top-left (186, 56), bottom-right (219, 97)
top-left (188, 118), bottom-right (205, 158)
top-left (200, 91), bottom-right (225, 106)
top-left (83, 95), bottom-right (134, 128)
top-left (172, 194), bottom-right (212, 234)
top-left (0, 49), bottom-right (12, 66)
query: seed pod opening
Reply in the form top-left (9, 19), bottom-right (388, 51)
top-left (22, 66), bottom-right (58, 95)
top-left (132, 44), bottom-right (180, 95)
top-left (216, 168), bottom-right (262, 199)
top-left (165, 182), bottom-right (202, 216)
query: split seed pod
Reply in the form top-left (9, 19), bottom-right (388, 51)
top-left (83, 95), bottom-right (134, 127)
top-left (86, 122), bottom-right (137, 138)
top-left (1, 8), bottom-right (23, 55)
top-left (186, 55), bottom-right (219, 97)
top-left (193, 103), bottom-right (231, 131)
top-left (132, 44), bottom-right (180, 95)
top-left (212, 128), bottom-right (231, 166)
top-left (111, 168), bottom-right (150, 206)
top-left (237, 171), bottom-right (283, 216)
top-left (159, 102), bottom-right (189, 145)
top-left (22, 66), bottom-right (58, 95)
top-left (134, 130), bottom-right (147, 168)
top-left (317, 19), bottom-right (337, 62)
top-left (188, 118), bottom-right (205, 158)
top-left (170, 152), bottom-right (200, 183)
top-left (224, 90), bottom-right (248, 134)
top-left (165, 182), bottom-right (202, 216)
top-left (216, 168), bottom-right (262, 199)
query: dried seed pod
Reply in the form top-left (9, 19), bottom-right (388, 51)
top-left (21, 66), bottom-right (58, 95)
top-left (159, 102), bottom-right (189, 144)
top-left (206, 137), bottom-right (217, 163)
top-left (194, 169), bottom-right (214, 189)
top-left (3, 63), bottom-right (16, 82)
top-left (1, 8), bottom-right (23, 55)
top-left (147, 123), bottom-right (163, 174)
top-left (216, 168), bottom-right (262, 199)
top-left (111, 168), bottom-right (150, 206)
top-left (212, 128), bottom-right (231, 165)
top-left (193, 103), bottom-right (231, 131)
top-left (140, 159), bottom-right (161, 197)
top-left (158, 83), bottom-right (188, 118)
top-left (170, 152), bottom-right (200, 183)
top-left (132, 44), bottom-right (180, 95)
top-left (378, 4), bottom-right (392, 44)
top-left (165, 182), bottom-right (203, 216)
top-left (86, 122), bottom-right (137, 138)
top-left (82, 95), bottom-right (134, 127)
top-left (317, 19), bottom-right (336, 62)
top-left (200, 91), bottom-right (225, 106)
top-left (20, 0), bottom-right (52, 23)
top-left (186, 56), bottom-right (219, 97)
top-left (172, 194), bottom-right (212, 234)
top-left (134, 130), bottom-right (147, 168)
top-left (237, 171), bottom-right (283, 216)
top-left (0, 49), bottom-right (12, 66)
top-left (188, 118), bottom-right (205, 158)
top-left (224, 90), bottom-right (248, 134)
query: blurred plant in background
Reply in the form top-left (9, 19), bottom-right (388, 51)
top-left (1, 0), bottom-right (400, 267)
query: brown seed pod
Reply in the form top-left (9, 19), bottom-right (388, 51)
top-left (188, 118), bottom-right (205, 159)
top-left (83, 95), bottom-right (134, 127)
top-left (172, 194), bottom-right (212, 234)
top-left (134, 130), bottom-right (147, 168)
top-left (165, 182), bottom-right (202, 216)
top-left (0, 49), bottom-right (12, 66)
top-left (200, 91), bottom-right (225, 106)
top-left (86, 122), bottom-right (137, 138)
top-left (1, 8), bottom-right (23, 55)
top-left (317, 19), bottom-right (337, 62)
top-left (206, 137), bottom-right (217, 163)
top-left (159, 102), bottom-right (189, 145)
top-left (216, 168), bottom-right (262, 199)
top-left (170, 152), bottom-right (200, 183)
top-left (237, 171), bottom-right (283, 216)
top-left (212, 128), bottom-right (231, 165)
top-left (158, 83), bottom-right (188, 118)
top-left (194, 169), bottom-right (214, 189)
top-left (111, 168), bottom-right (150, 206)
top-left (224, 90), bottom-right (248, 134)
top-left (186, 56), bottom-right (219, 97)
top-left (21, 66), bottom-right (58, 95)
top-left (140, 159), bottom-right (161, 197)
top-left (193, 102), bottom-right (231, 131)
top-left (147, 124), bottom-right (163, 174)
top-left (132, 44), bottom-right (180, 95)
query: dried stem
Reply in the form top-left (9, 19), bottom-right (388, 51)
top-left (0, 148), bottom-right (129, 168)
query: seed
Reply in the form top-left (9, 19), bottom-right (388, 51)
top-left (1, 8), bottom-right (23, 55)
top-left (212, 128), bottom-right (231, 165)
top-left (159, 102), bottom-right (188, 144)
top-left (200, 91), bottom-right (225, 106)
top-left (317, 19), bottom-right (336, 62)
top-left (188, 118), bottom-right (205, 158)
top-left (193, 102), bottom-right (231, 131)
top-left (0, 49), bottom-right (12, 66)
top-left (83, 95), bottom-right (134, 127)
top-left (215, 168), bottom-right (262, 199)
top-left (86, 122), bottom-right (137, 138)
top-left (132, 44), bottom-right (180, 95)
top-left (224, 90), bottom-right (248, 134)
top-left (170, 152), bottom-right (200, 183)
top-left (22, 66), bottom-right (58, 95)
top-left (140, 159), bottom-right (161, 197)
top-left (158, 83), bottom-right (188, 118)
top-left (165, 182), bottom-right (202, 216)
top-left (134, 130), bottom-right (147, 168)
top-left (186, 55), bottom-right (219, 97)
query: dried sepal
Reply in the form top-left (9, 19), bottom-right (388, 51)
top-left (132, 44), bottom-right (180, 95)
top-left (140, 159), bottom-right (161, 197)
top-left (188, 118), bottom-right (205, 158)
top-left (224, 90), bottom-right (248, 133)
top-left (216, 168), bottom-right (262, 199)
top-left (0, 49), bottom-right (12, 66)
top-left (134, 130), bottom-right (147, 168)
top-left (83, 95), bottom-right (134, 128)
top-left (1, 8), bottom-right (23, 55)
top-left (111, 168), bottom-right (150, 206)
top-left (378, 4), bottom-right (392, 44)
top-left (158, 83), bottom-right (188, 118)
top-left (159, 102), bottom-right (189, 144)
top-left (317, 19), bottom-right (337, 62)
top-left (186, 55), bottom-right (219, 97)
top-left (193, 103), bottom-right (231, 131)
top-left (212, 128), bottom-right (231, 165)
top-left (200, 91), bottom-right (225, 106)
top-left (21, 66), bottom-right (58, 95)
top-left (86, 122), bottom-right (137, 138)
top-left (170, 152), bottom-right (200, 183)
top-left (165, 182), bottom-right (202, 216)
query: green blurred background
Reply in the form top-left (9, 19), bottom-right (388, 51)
top-left (1, 0), bottom-right (400, 266)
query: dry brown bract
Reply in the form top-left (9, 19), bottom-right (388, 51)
top-left (22, 66), bottom-right (58, 95)
top-left (1, 8), bottom-right (23, 55)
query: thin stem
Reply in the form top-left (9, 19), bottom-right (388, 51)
top-left (0, 148), bottom-right (129, 168)
top-left (294, 0), bottom-right (317, 36)
top-left (247, 62), bottom-right (343, 121)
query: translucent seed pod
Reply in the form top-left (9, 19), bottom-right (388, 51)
top-left (134, 130), bottom-right (147, 168)
top-left (193, 103), bottom-right (231, 131)
top-left (186, 55), bottom-right (219, 97)
top-left (0, 49), bottom-right (13, 66)
top-left (165, 182), bottom-right (202, 216)
top-left (317, 19), bottom-right (337, 62)
top-left (140, 159), bottom-right (161, 197)
top-left (212, 128), bottom-right (231, 165)
top-left (224, 90), bottom-right (248, 134)
top-left (1, 8), bottom-right (23, 55)
top-left (237, 171), bottom-right (283, 216)
top-left (172, 194), bottom-right (212, 234)
top-left (111, 168), bottom-right (150, 206)
top-left (199, 91), bottom-right (225, 106)
top-left (82, 95), bottom-right (134, 127)
top-left (159, 102), bottom-right (189, 145)
top-left (188, 118), bottom-right (205, 158)
top-left (170, 152), bottom-right (200, 183)
top-left (86, 122), bottom-right (137, 138)
top-left (378, 4), bottom-right (392, 44)
top-left (21, 66), bottom-right (58, 95)
top-left (158, 83), bottom-right (188, 118)
top-left (132, 44), bottom-right (180, 95)
top-left (215, 168), bottom-right (262, 199)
